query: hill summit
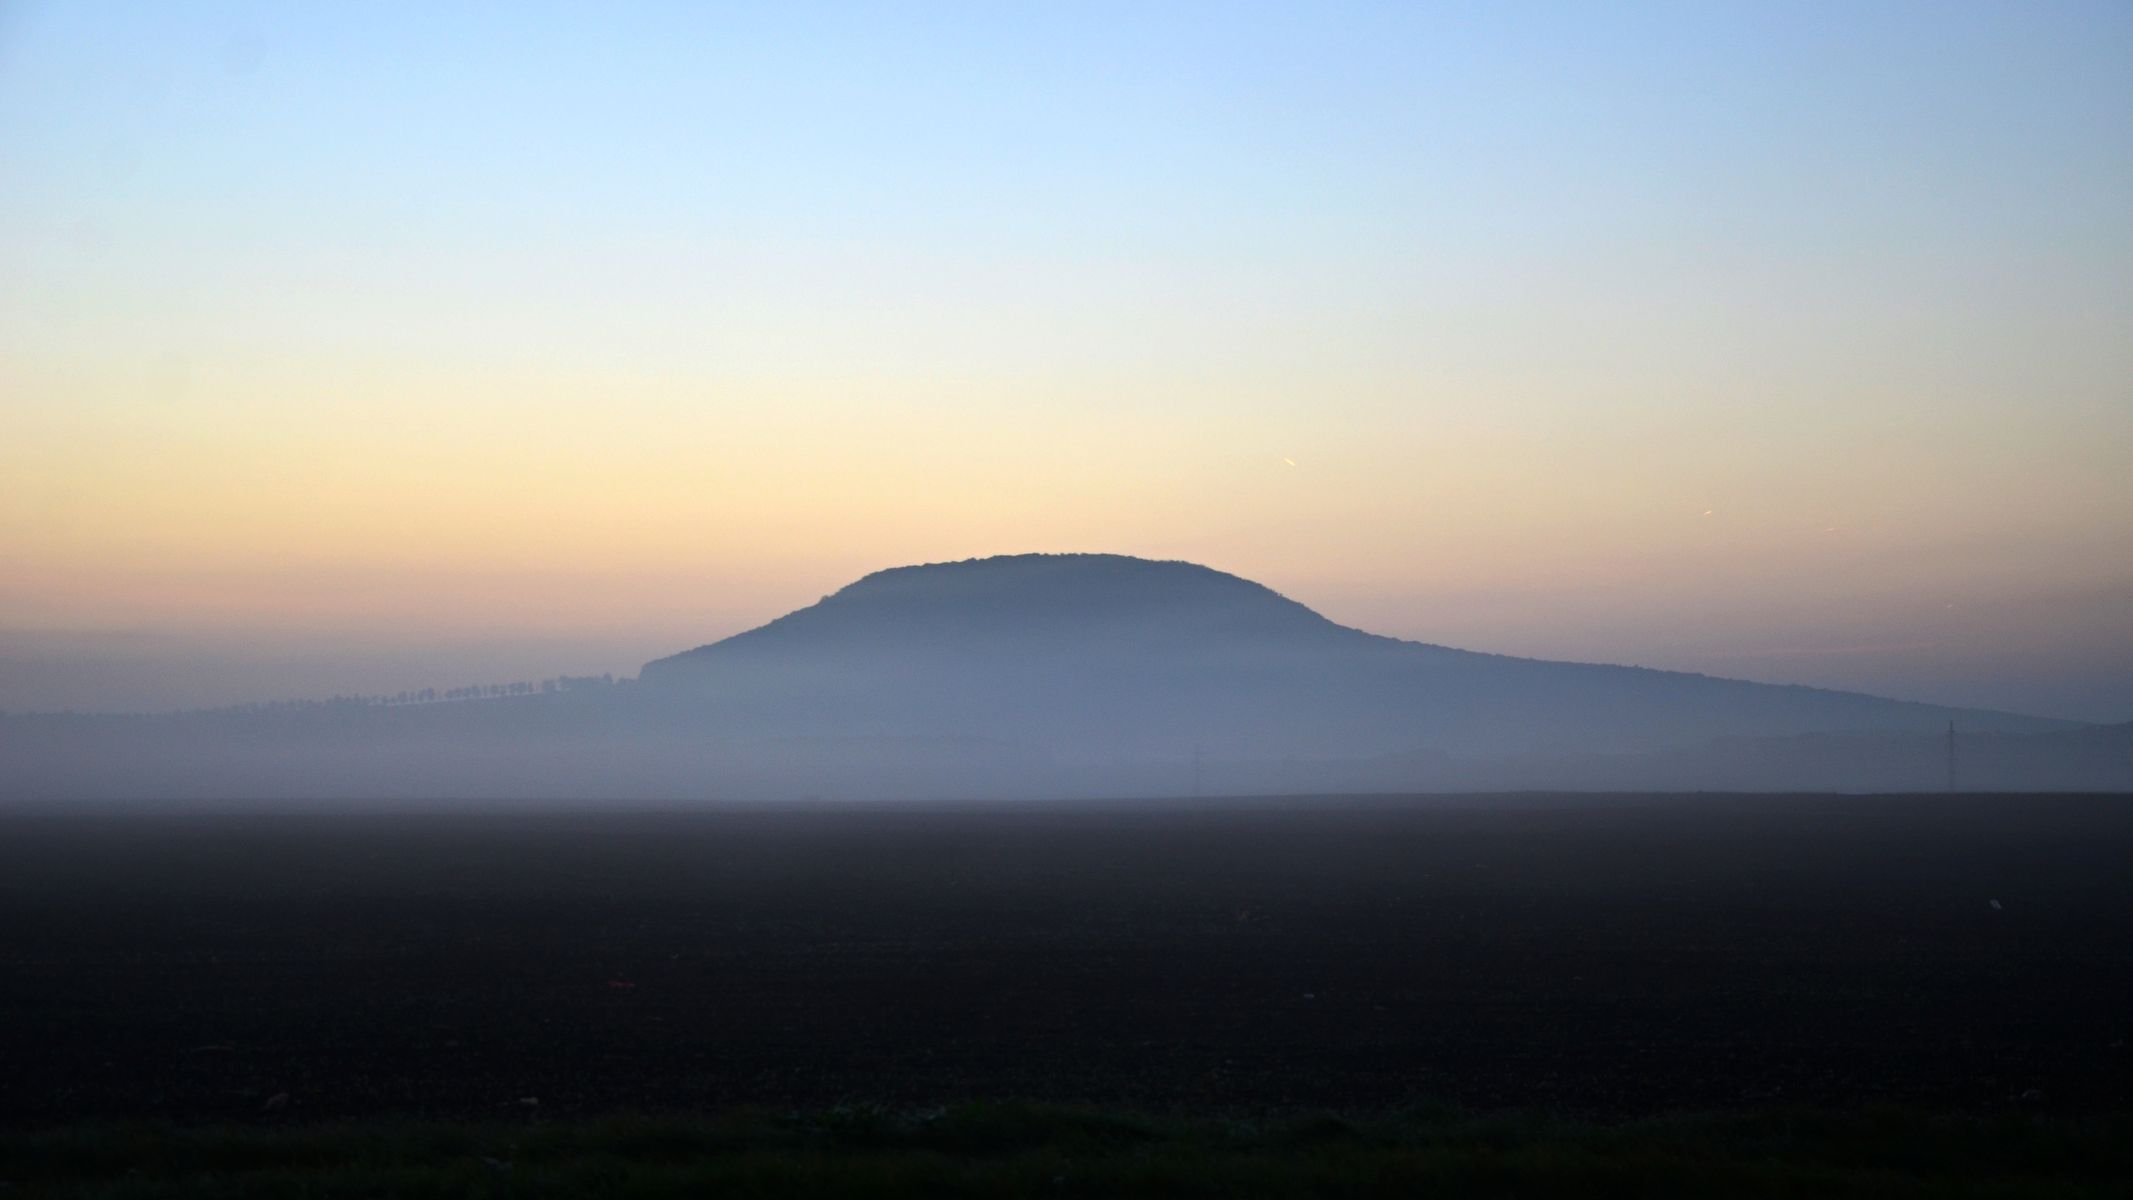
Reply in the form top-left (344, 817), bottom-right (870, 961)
top-left (643, 554), bottom-right (1371, 674)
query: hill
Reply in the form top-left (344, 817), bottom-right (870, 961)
top-left (0, 553), bottom-right (2108, 801)
top-left (636, 553), bottom-right (2059, 760)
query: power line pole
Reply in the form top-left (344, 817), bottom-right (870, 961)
top-left (1192, 745), bottom-right (1203, 798)
top-left (1946, 720), bottom-right (1956, 793)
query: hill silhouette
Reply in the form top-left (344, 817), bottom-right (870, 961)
top-left (2, 553), bottom-right (2105, 802)
top-left (637, 553), bottom-right (2057, 760)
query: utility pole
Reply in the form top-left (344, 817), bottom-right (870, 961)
top-left (1192, 745), bottom-right (1203, 798)
top-left (1946, 720), bottom-right (1956, 793)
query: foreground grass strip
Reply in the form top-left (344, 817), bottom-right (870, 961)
top-left (4, 1103), bottom-right (2131, 1198)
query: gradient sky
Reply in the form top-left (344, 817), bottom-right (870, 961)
top-left (2, 1), bottom-right (2129, 720)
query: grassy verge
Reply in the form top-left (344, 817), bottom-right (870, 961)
top-left (4, 1103), bottom-right (2130, 1198)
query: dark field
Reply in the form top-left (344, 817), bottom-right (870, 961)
top-left (4, 794), bottom-right (2131, 1125)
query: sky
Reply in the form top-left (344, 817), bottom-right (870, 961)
top-left (1, 1), bottom-right (2129, 721)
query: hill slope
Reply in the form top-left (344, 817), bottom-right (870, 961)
top-left (638, 553), bottom-right (2061, 759)
top-left (3, 554), bottom-right (2100, 802)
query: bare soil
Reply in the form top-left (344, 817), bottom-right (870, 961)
top-left (3, 793), bottom-right (2129, 1124)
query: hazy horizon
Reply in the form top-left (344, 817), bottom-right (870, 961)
top-left (1, 552), bottom-right (2127, 724)
top-left (4, 2), bottom-right (2129, 722)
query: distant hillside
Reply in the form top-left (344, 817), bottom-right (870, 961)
top-left (638, 553), bottom-right (2062, 759)
top-left (2, 553), bottom-right (2108, 802)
